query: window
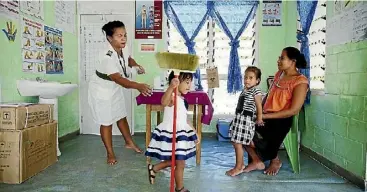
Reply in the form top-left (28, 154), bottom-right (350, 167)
top-left (297, 1), bottom-right (326, 90)
top-left (167, 16), bottom-right (257, 116)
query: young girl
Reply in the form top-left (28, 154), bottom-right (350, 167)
top-left (145, 71), bottom-right (199, 192)
top-left (226, 66), bottom-right (263, 177)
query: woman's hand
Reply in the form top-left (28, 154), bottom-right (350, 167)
top-left (136, 65), bottom-right (145, 74)
top-left (137, 83), bottom-right (152, 97)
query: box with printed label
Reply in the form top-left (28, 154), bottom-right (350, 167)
top-left (0, 104), bottom-right (53, 130)
top-left (0, 122), bottom-right (57, 184)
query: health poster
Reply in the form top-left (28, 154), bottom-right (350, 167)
top-left (262, 1), bottom-right (282, 26)
top-left (21, 17), bottom-right (45, 74)
top-left (45, 25), bottom-right (63, 74)
top-left (135, 0), bottom-right (162, 39)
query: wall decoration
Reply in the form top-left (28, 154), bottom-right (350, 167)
top-left (262, 0), bottom-right (282, 26)
top-left (135, 0), bottom-right (162, 39)
top-left (2, 21), bottom-right (17, 42)
top-left (45, 25), bottom-right (63, 74)
top-left (20, 0), bottom-right (44, 20)
top-left (139, 42), bottom-right (156, 52)
top-left (55, 0), bottom-right (76, 34)
top-left (0, 0), bottom-right (20, 19)
top-left (21, 17), bottom-right (45, 73)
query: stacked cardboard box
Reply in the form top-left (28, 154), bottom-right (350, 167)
top-left (0, 103), bottom-right (57, 184)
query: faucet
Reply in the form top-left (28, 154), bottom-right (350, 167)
top-left (36, 77), bottom-right (47, 82)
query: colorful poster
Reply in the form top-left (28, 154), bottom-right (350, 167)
top-left (0, 0), bottom-right (20, 20)
top-left (262, 1), bottom-right (282, 26)
top-left (21, 17), bottom-right (45, 73)
top-left (20, 0), bottom-right (44, 20)
top-left (135, 0), bottom-right (162, 39)
top-left (45, 25), bottom-right (63, 74)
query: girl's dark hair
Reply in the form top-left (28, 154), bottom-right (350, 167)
top-left (168, 71), bottom-right (193, 83)
top-left (283, 47), bottom-right (307, 69)
top-left (245, 66), bottom-right (261, 85)
top-left (102, 21), bottom-right (125, 37)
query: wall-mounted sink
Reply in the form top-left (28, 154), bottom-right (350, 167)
top-left (16, 79), bottom-right (78, 157)
top-left (16, 79), bottom-right (78, 99)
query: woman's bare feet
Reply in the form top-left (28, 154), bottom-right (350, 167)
top-left (243, 161), bottom-right (265, 173)
top-left (225, 165), bottom-right (245, 176)
top-left (264, 158), bottom-right (282, 176)
top-left (107, 153), bottom-right (117, 165)
top-left (125, 143), bottom-right (143, 153)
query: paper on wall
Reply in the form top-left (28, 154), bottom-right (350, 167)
top-left (21, 17), bottom-right (45, 74)
top-left (55, 0), bottom-right (76, 34)
top-left (20, 0), bottom-right (44, 20)
top-left (0, 0), bottom-right (20, 20)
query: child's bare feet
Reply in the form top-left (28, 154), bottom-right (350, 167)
top-left (243, 161), bottom-right (265, 173)
top-left (225, 165), bottom-right (245, 177)
top-left (125, 143), bottom-right (143, 153)
top-left (107, 153), bottom-right (117, 165)
top-left (264, 158), bottom-right (282, 176)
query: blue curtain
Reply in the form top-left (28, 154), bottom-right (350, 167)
top-left (164, 0), bottom-right (210, 91)
top-left (210, 0), bottom-right (259, 93)
top-left (297, 0), bottom-right (317, 104)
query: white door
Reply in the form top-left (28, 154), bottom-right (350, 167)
top-left (79, 14), bottom-right (135, 135)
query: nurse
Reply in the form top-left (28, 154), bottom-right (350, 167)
top-left (88, 20), bottom-right (152, 165)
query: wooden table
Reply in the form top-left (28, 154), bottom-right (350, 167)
top-left (145, 104), bottom-right (203, 165)
top-left (136, 91), bottom-right (213, 165)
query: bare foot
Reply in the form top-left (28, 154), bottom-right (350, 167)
top-left (264, 159), bottom-right (282, 176)
top-left (225, 165), bottom-right (245, 177)
top-left (107, 153), bottom-right (117, 165)
top-left (125, 143), bottom-right (143, 153)
top-left (243, 161), bottom-right (265, 173)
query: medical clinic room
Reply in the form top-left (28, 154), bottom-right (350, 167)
top-left (0, 0), bottom-right (366, 192)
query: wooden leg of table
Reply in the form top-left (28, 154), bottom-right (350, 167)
top-left (196, 105), bottom-right (203, 165)
top-left (157, 111), bottom-right (161, 125)
top-left (193, 105), bottom-right (197, 129)
top-left (146, 104), bottom-right (152, 163)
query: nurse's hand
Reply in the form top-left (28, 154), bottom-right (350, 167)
top-left (137, 83), bottom-right (152, 97)
top-left (136, 65), bottom-right (145, 74)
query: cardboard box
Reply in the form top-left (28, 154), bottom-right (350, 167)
top-left (0, 122), bottom-right (57, 184)
top-left (0, 104), bottom-right (53, 130)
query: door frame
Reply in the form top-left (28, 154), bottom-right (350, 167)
top-left (78, 13), bottom-right (135, 135)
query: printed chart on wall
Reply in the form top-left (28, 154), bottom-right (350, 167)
top-left (327, 1), bottom-right (367, 46)
top-left (135, 0), bottom-right (162, 39)
top-left (45, 26), bottom-right (63, 74)
top-left (262, 0), bottom-right (281, 26)
top-left (20, 0), bottom-right (44, 20)
top-left (55, 0), bottom-right (76, 34)
top-left (0, 0), bottom-right (20, 19)
top-left (21, 17), bottom-right (45, 74)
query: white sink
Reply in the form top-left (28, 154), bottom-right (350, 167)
top-left (16, 79), bottom-right (78, 157)
top-left (16, 79), bottom-right (78, 99)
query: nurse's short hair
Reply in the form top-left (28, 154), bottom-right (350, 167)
top-left (102, 21), bottom-right (125, 37)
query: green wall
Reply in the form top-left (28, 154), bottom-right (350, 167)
top-left (301, 2), bottom-right (367, 180)
top-left (0, 1), bottom-right (79, 137)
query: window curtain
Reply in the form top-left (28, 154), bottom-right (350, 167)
top-left (297, 1), bottom-right (318, 104)
top-left (210, 0), bottom-right (259, 93)
top-left (164, 0), bottom-right (210, 91)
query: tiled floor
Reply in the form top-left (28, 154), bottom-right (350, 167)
top-left (0, 135), bottom-right (362, 192)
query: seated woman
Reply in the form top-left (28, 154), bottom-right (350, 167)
top-left (243, 47), bottom-right (309, 176)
